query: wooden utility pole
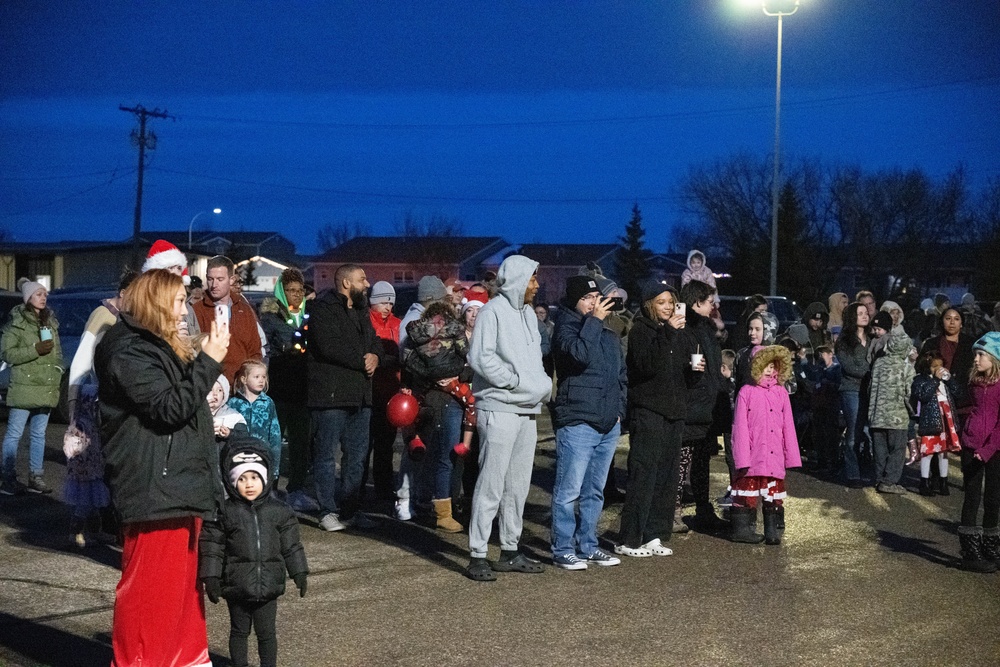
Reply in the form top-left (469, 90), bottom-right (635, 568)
top-left (119, 104), bottom-right (173, 264)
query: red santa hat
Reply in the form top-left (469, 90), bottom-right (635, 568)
top-left (143, 239), bottom-right (190, 285)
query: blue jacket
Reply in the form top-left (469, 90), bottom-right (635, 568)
top-left (552, 305), bottom-right (627, 434)
top-left (228, 391), bottom-right (282, 453)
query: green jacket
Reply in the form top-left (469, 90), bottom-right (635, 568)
top-left (867, 326), bottom-right (914, 430)
top-left (1, 305), bottom-right (63, 409)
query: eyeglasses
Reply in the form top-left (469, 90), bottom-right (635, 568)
top-left (580, 294), bottom-right (599, 303)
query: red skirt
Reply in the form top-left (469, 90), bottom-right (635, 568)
top-left (919, 398), bottom-right (962, 456)
top-left (112, 516), bottom-right (211, 667)
top-left (732, 476), bottom-right (786, 508)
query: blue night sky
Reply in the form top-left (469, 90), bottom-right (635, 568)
top-left (2, 1), bottom-right (998, 256)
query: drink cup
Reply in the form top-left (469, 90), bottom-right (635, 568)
top-left (39, 327), bottom-right (52, 341)
top-left (691, 353), bottom-right (704, 368)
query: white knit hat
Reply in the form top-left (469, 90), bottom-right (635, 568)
top-left (229, 450), bottom-right (269, 486)
top-left (142, 239), bottom-right (190, 285)
top-left (19, 280), bottom-right (45, 304)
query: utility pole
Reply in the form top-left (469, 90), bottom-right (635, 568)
top-left (119, 104), bottom-right (173, 264)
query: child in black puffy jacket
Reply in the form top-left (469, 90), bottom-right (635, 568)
top-left (199, 436), bottom-right (308, 667)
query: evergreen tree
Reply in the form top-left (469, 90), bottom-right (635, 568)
top-left (614, 204), bottom-right (653, 307)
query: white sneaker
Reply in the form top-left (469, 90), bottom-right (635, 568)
top-left (395, 499), bottom-right (412, 521)
top-left (318, 513), bottom-right (347, 532)
top-left (640, 538), bottom-right (674, 556)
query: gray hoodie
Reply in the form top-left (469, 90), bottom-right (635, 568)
top-left (468, 255), bottom-right (551, 413)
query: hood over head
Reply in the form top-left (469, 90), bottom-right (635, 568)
top-left (686, 249), bottom-right (706, 270)
top-left (802, 301), bottom-right (829, 325)
top-left (750, 345), bottom-right (793, 385)
top-left (221, 435), bottom-right (274, 500)
top-left (496, 254), bottom-right (539, 310)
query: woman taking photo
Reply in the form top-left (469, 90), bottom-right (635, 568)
top-left (835, 301), bottom-right (872, 487)
top-left (95, 269), bottom-right (229, 667)
top-left (617, 280), bottom-right (700, 558)
top-left (1, 279), bottom-right (62, 496)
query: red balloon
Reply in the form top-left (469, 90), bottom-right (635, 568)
top-left (386, 392), bottom-right (419, 428)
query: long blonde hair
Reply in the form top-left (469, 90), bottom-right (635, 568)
top-left (971, 350), bottom-right (1000, 386)
top-left (122, 269), bottom-right (195, 363)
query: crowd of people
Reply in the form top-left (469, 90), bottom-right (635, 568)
top-left (2, 239), bottom-right (1000, 666)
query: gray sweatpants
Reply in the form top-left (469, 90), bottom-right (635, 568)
top-left (468, 410), bottom-right (537, 558)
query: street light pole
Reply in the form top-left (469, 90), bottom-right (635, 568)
top-left (761, 0), bottom-right (799, 297)
top-left (188, 208), bottom-right (221, 249)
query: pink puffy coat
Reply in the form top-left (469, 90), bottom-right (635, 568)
top-left (732, 375), bottom-right (802, 479)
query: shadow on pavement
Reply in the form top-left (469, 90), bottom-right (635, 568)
top-left (876, 529), bottom-right (958, 568)
top-left (0, 610), bottom-right (112, 666)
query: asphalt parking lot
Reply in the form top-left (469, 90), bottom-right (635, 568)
top-left (1, 412), bottom-right (998, 666)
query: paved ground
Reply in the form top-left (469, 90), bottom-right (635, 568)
top-left (1, 413), bottom-right (998, 666)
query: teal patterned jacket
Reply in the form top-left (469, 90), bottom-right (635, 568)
top-left (227, 391), bottom-right (282, 454)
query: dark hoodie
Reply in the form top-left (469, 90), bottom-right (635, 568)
top-left (801, 301), bottom-right (832, 353)
top-left (199, 436), bottom-right (308, 602)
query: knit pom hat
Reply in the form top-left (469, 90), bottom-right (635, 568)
top-left (19, 279), bottom-right (45, 304)
top-left (973, 332), bottom-right (1000, 363)
top-left (461, 298), bottom-right (485, 316)
top-left (370, 281), bottom-right (396, 305)
top-left (417, 275), bottom-right (447, 302)
top-left (143, 239), bottom-right (190, 285)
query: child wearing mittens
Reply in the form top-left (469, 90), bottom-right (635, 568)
top-left (730, 345), bottom-right (802, 545)
top-left (199, 436), bottom-right (308, 667)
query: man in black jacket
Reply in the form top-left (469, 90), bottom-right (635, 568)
top-left (307, 264), bottom-right (382, 531)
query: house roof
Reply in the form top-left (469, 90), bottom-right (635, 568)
top-left (314, 236), bottom-right (507, 265)
top-left (138, 231), bottom-right (289, 247)
top-left (515, 243), bottom-right (619, 267)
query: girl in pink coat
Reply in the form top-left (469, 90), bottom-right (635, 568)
top-left (731, 345), bottom-right (802, 545)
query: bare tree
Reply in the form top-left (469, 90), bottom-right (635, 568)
top-left (316, 220), bottom-right (371, 254)
top-left (394, 211), bottom-right (464, 237)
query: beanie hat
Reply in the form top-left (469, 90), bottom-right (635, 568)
top-left (565, 275), bottom-right (600, 306)
top-left (872, 311), bottom-right (893, 332)
top-left (229, 449), bottom-right (269, 486)
top-left (370, 281), bottom-right (396, 305)
top-left (417, 275), bottom-right (447, 302)
top-left (19, 280), bottom-right (45, 304)
top-left (594, 275), bottom-right (617, 297)
top-left (461, 298), bottom-right (485, 316)
top-left (973, 332), bottom-right (1000, 363)
top-left (143, 239), bottom-right (190, 285)
top-left (962, 293), bottom-right (976, 307)
top-left (215, 374), bottom-right (231, 405)
top-left (786, 323), bottom-right (811, 348)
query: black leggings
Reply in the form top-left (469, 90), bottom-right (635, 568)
top-left (960, 449), bottom-right (1000, 530)
top-left (227, 598), bottom-right (278, 667)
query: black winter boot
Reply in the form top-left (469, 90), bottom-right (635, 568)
top-left (919, 477), bottom-right (934, 496)
top-left (695, 503), bottom-right (729, 531)
top-left (762, 505), bottom-right (782, 545)
top-left (938, 476), bottom-right (951, 496)
top-left (982, 528), bottom-right (1000, 564)
top-left (730, 507), bottom-right (764, 544)
top-left (958, 528), bottom-right (998, 573)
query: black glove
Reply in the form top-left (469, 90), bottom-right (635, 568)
top-left (203, 577), bottom-right (221, 604)
top-left (293, 573), bottom-right (307, 598)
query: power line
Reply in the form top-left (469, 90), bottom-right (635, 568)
top-left (1, 168), bottom-right (136, 218)
top-left (0, 168), bottom-right (126, 182)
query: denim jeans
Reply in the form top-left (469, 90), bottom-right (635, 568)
top-left (839, 391), bottom-right (863, 481)
top-left (2, 407), bottom-right (50, 479)
top-left (551, 422), bottom-right (619, 558)
top-left (311, 407), bottom-right (371, 519)
top-left (422, 397), bottom-right (462, 500)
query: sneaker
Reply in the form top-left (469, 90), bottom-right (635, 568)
top-left (318, 513), bottom-right (347, 532)
top-left (28, 474), bottom-right (52, 495)
top-left (286, 490), bottom-right (320, 513)
top-left (877, 482), bottom-right (905, 495)
top-left (552, 554), bottom-right (588, 570)
top-left (395, 498), bottom-right (412, 521)
top-left (717, 490), bottom-right (733, 508)
top-left (0, 478), bottom-right (27, 496)
top-left (585, 548), bottom-right (621, 567)
top-left (347, 512), bottom-right (377, 530)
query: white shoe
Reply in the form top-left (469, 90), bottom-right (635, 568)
top-left (614, 543), bottom-right (653, 558)
top-left (318, 513), bottom-right (347, 532)
top-left (640, 538), bottom-right (673, 556)
top-left (395, 499), bottom-right (412, 521)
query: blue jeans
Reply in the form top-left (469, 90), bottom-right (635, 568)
top-left (550, 421), bottom-right (620, 558)
top-left (839, 391), bottom-right (863, 481)
top-left (424, 397), bottom-right (462, 500)
top-left (311, 407), bottom-right (371, 519)
top-left (2, 408), bottom-right (50, 479)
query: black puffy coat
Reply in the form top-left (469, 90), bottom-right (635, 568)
top-left (199, 437), bottom-right (308, 602)
top-left (95, 314), bottom-right (223, 524)
top-left (910, 373), bottom-right (960, 437)
top-left (552, 305), bottom-right (627, 434)
top-left (306, 290), bottom-right (382, 409)
top-left (626, 315), bottom-right (697, 422)
top-left (259, 297), bottom-right (307, 403)
top-left (683, 310), bottom-right (724, 431)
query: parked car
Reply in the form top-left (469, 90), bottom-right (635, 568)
top-left (718, 295), bottom-right (803, 340)
top-left (1, 289), bottom-right (115, 422)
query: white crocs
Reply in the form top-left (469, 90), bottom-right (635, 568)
top-left (614, 543), bottom-right (653, 558)
top-left (641, 538), bottom-right (674, 556)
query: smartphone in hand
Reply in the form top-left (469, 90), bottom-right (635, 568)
top-left (215, 304), bottom-right (228, 330)
top-left (674, 302), bottom-right (686, 318)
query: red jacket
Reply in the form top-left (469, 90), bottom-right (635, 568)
top-left (369, 309), bottom-right (402, 406)
top-left (192, 291), bottom-right (263, 385)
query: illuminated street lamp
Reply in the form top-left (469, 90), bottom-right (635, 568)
top-left (752, 0), bottom-right (800, 296)
top-left (189, 208), bottom-right (222, 249)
